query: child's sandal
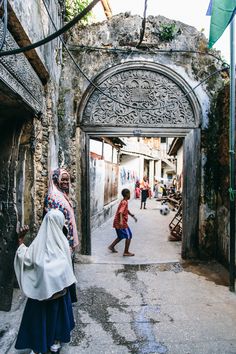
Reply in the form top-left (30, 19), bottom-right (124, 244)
top-left (123, 252), bottom-right (135, 256)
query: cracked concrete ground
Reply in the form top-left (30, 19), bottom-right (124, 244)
top-left (2, 199), bottom-right (236, 354)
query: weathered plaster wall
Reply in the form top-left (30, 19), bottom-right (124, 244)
top-left (176, 145), bottom-right (184, 177)
top-left (89, 157), bottom-right (119, 229)
top-left (8, 0), bottom-right (63, 83)
top-left (5, 0), bottom-right (64, 183)
top-left (119, 155), bottom-right (139, 197)
top-left (0, 0), bottom-right (63, 310)
top-left (200, 82), bottom-right (233, 265)
top-left (0, 121), bottom-right (21, 310)
top-left (90, 158), bottom-right (105, 217)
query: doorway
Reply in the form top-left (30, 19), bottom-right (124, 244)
top-left (89, 135), bottom-right (185, 263)
top-left (79, 128), bottom-right (200, 260)
top-left (77, 61), bottom-right (201, 259)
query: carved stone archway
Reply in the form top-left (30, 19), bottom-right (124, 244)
top-left (78, 61), bottom-right (201, 258)
top-left (78, 61), bottom-right (201, 130)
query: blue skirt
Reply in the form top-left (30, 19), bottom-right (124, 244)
top-left (15, 289), bottom-right (75, 353)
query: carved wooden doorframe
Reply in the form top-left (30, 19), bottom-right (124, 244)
top-left (77, 61), bottom-right (202, 258)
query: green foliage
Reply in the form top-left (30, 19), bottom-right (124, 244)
top-left (158, 23), bottom-right (180, 42)
top-left (65, 0), bottom-right (91, 23)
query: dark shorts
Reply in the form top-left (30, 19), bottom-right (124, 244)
top-left (116, 227), bottom-right (132, 239)
top-left (141, 189), bottom-right (149, 202)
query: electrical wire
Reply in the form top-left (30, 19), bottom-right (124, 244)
top-left (137, 0), bottom-right (148, 47)
top-left (68, 44), bottom-right (228, 66)
top-left (0, 0), bottom-right (100, 57)
top-left (0, 0), bottom-right (8, 51)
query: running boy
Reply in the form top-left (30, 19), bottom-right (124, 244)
top-left (108, 188), bottom-right (137, 256)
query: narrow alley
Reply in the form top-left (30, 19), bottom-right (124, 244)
top-left (64, 199), bottom-right (236, 354)
top-left (91, 198), bottom-right (181, 264)
top-left (1, 1), bottom-right (236, 354)
top-left (4, 199), bottom-right (236, 354)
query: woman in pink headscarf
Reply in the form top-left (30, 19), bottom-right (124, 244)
top-left (44, 168), bottom-right (79, 250)
top-left (44, 168), bottom-right (79, 302)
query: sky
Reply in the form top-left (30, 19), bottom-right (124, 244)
top-left (93, 0), bottom-right (233, 63)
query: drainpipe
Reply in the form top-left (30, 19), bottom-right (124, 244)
top-left (229, 17), bottom-right (235, 292)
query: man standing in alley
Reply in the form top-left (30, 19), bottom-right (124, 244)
top-left (140, 176), bottom-right (150, 209)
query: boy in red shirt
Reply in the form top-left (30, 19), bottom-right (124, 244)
top-left (108, 189), bottom-right (137, 256)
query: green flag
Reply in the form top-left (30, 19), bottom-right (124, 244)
top-left (208, 0), bottom-right (236, 48)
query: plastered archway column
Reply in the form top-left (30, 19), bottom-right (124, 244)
top-left (149, 160), bottom-right (155, 192)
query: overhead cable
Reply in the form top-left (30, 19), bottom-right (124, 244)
top-left (137, 0), bottom-right (148, 47)
top-left (69, 44), bottom-right (228, 66)
top-left (0, 0), bottom-right (100, 57)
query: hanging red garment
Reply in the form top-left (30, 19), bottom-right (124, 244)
top-left (135, 187), bottom-right (140, 198)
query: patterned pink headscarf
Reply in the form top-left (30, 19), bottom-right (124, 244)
top-left (45, 168), bottom-right (79, 248)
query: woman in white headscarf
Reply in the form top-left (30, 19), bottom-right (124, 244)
top-left (14, 209), bottom-right (77, 354)
top-left (44, 167), bottom-right (79, 303)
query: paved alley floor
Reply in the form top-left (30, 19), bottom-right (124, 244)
top-left (90, 198), bottom-right (181, 264)
top-left (2, 198), bottom-right (236, 354)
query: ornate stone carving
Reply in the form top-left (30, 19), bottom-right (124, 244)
top-left (81, 63), bottom-right (200, 129)
top-left (0, 22), bottom-right (44, 113)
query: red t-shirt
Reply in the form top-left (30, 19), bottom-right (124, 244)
top-left (113, 199), bottom-right (129, 229)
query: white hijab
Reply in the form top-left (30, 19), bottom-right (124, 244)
top-left (14, 209), bottom-right (77, 301)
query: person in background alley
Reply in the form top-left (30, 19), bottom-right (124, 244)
top-left (154, 179), bottom-right (159, 198)
top-left (140, 175), bottom-right (150, 209)
top-left (108, 188), bottom-right (137, 256)
top-left (162, 184), bottom-right (167, 197)
top-left (14, 209), bottom-right (76, 354)
top-left (44, 167), bottom-right (79, 303)
top-left (172, 177), bottom-right (177, 192)
top-left (135, 179), bottom-right (140, 198)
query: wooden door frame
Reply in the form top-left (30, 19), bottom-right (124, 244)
top-left (79, 127), bottom-right (200, 258)
top-left (182, 128), bottom-right (201, 258)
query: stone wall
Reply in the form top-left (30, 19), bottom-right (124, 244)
top-left (200, 82), bottom-right (233, 265)
top-left (0, 119), bottom-right (23, 310)
top-left (58, 14), bottom-right (225, 253)
top-left (8, 0), bottom-right (64, 224)
top-left (60, 12), bottom-right (225, 155)
top-left (8, 0), bottom-right (63, 83)
top-left (0, 0), bottom-right (63, 310)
